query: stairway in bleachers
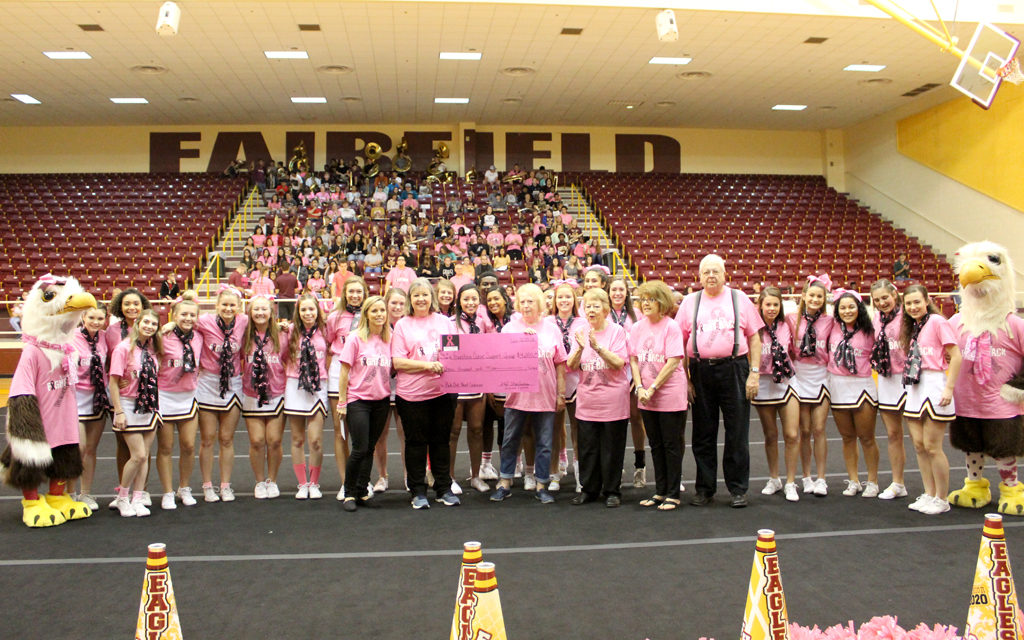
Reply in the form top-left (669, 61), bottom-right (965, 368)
top-left (557, 186), bottom-right (635, 285)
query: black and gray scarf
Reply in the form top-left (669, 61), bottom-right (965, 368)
top-left (870, 310), bottom-right (898, 376)
top-left (216, 316), bottom-right (236, 397)
top-left (902, 315), bottom-right (929, 386)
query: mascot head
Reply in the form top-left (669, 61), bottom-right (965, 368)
top-left (954, 241), bottom-right (1017, 336)
top-left (20, 274), bottom-right (97, 346)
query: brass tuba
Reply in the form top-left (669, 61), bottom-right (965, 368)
top-left (426, 142), bottom-right (449, 176)
top-left (465, 167), bottom-right (478, 182)
top-left (288, 140), bottom-right (308, 173)
top-left (393, 138), bottom-right (412, 173)
top-left (363, 142), bottom-right (383, 178)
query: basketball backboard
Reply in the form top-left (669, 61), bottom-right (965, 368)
top-left (950, 22), bottom-right (1020, 109)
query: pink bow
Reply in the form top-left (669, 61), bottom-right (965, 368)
top-left (832, 288), bottom-right (862, 303)
top-left (808, 273), bottom-right (832, 292)
top-left (588, 265), bottom-right (611, 276)
top-left (218, 284), bottom-right (242, 298)
top-left (172, 296), bottom-right (184, 305)
top-left (551, 279), bottom-right (579, 289)
top-left (34, 273), bottom-right (68, 289)
top-left (21, 334), bottom-right (78, 386)
top-left (962, 333), bottom-right (993, 386)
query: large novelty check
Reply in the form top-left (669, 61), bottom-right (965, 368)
top-left (438, 333), bottom-right (539, 393)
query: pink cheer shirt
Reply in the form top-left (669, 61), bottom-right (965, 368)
top-left (875, 309), bottom-right (907, 376)
top-left (326, 310), bottom-right (360, 356)
top-left (283, 325), bottom-right (329, 380)
top-left (72, 329), bottom-right (109, 392)
top-left (914, 314), bottom-right (957, 372)
top-left (195, 313), bottom-right (249, 375)
top-left (573, 322), bottom-right (630, 422)
top-left (789, 312), bottom-right (835, 366)
top-left (675, 288), bottom-right (763, 359)
top-left (502, 317), bottom-right (568, 413)
top-left (546, 314), bottom-right (587, 399)
top-left (339, 333), bottom-right (393, 403)
top-left (630, 315), bottom-right (688, 412)
top-left (109, 340), bottom-right (159, 399)
top-left (949, 313), bottom-right (1024, 420)
top-left (826, 322), bottom-right (876, 377)
top-left (758, 319), bottom-right (794, 378)
top-left (10, 343), bottom-right (80, 447)
top-left (392, 313), bottom-right (455, 402)
top-left (158, 329), bottom-right (204, 393)
top-left (241, 331), bottom-right (288, 398)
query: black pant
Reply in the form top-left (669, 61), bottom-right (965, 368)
top-left (577, 419), bottom-right (628, 498)
top-left (278, 300), bottom-right (295, 320)
top-left (640, 409), bottom-right (686, 499)
top-left (343, 398), bottom-right (390, 499)
top-left (689, 358), bottom-right (750, 496)
top-left (396, 394), bottom-right (456, 497)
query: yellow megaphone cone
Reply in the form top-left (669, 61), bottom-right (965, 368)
top-left (741, 529), bottom-right (790, 640)
top-left (135, 543), bottom-right (183, 640)
top-left (469, 562), bottom-right (507, 640)
top-left (451, 541), bottom-right (484, 640)
top-left (966, 514), bottom-right (1023, 640)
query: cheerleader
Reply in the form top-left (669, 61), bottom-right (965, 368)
top-left (751, 286), bottom-right (800, 502)
top-left (788, 274), bottom-right (833, 496)
top-left (372, 287), bottom-right (408, 492)
top-left (546, 281), bottom-right (585, 492)
top-left (108, 309), bottom-right (163, 517)
top-left (450, 283), bottom-right (491, 494)
top-left (900, 285), bottom-right (962, 515)
top-left (391, 278), bottom-right (458, 509)
top-left (156, 295), bottom-right (203, 510)
top-left (284, 293), bottom-right (330, 499)
top-left (629, 280), bottom-right (688, 510)
top-left (337, 296), bottom-right (393, 511)
top-left (241, 295), bottom-right (287, 499)
top-left (72, 303), bottom-right (111, 511)
top-left (609, 275), bottom-right (646, 489)
top-left (326, 277), bottom-right (368, 499)
top-left (194, 286), bottom-right (248, 502)
top-left (480, 286), bottom-right (513, 480)
top-left (827, 288), bottom-right (880, 497)
top-left (869, 279), bottom-right (909, 500)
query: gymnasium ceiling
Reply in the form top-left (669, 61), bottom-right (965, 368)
top-left (1, 0), bottom-right (1023, 130)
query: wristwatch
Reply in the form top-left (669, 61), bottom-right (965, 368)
top-left (750, 367), bottom-right (760, 374)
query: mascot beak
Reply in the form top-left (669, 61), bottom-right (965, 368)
top-left (958, 259), bottom-right (998, 288)
top-left (60, 291), bottom-right (97, 314)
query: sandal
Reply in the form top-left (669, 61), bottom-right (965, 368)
top-left (639, 495), bottom-right (665, 507)
top-left (658, 498), bottom-right (681, 511)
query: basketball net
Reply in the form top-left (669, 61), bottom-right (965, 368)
top-left (998, 57), bottom-right (1024, 85)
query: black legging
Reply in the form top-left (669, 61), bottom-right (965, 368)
top-left (343, 398), bottom-right (390, 499)
top-left (640, 409), bottom-right (687, 500)
top-left (396, 394), bottom-right (456, 498)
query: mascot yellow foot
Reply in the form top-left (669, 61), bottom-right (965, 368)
top-left (948, 478), bottom-right (992, 508)
top-left (45, 493), bottom-right (92, 521)
top-left (997, 482), bottom-right (1024, 516)
top-left (22, 498), bottom-right (67, 528)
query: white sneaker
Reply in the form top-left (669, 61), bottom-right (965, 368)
top-left (140, 491), bottom-right (152, 507)
top-left (633, 468), bottom-right (647, 489)
top-left (918, 495), bottom-right (951, 515)
top-left (470, 477), bottom-right (490, 493)
top-left (109, 491), bottom-right (121, 510)
top-left (367, 483), bottom-right (375, 497)
top-left (479, 462), bottom-right (499, 481)
top-left (813, 478), bottom-right (828, 496)
top-left (115, 496), bottom-right (135, 517)
top-left (177, 487), bottom-right (197, 506)
top-left (908, 494), bottom-right (931, 511)
top-left (878, 482), bottom-right (908, 500)
top-left (842, 480), bottom-right (862, 496)
top-left (219, 485), bottom-right (235, 502)
top-left (254, 481), bottom-right (268, 500)
top-left (861, 481), bottom-right (880, 498)
top-left (161, 492), bottom-right (177, 510)
top-left (523, 473), bottom-right (537, 491)
top-left (77, 493), bottom-right (99, 511)
top-left (132, 499), bottom-right (151, 517)
top-left (373, 476), bottom-right (389, 493)
top-left (784, 482), bottom-right (800, 502)
top-left (802, 477), bottom-right (815, 494)
top-left (680, 480), bottom-right (686, 494)
top-left (575, 461), bottom-right (582, 493)
top-left (265, 481), bottom-right (280, 499)
top-left (308, 484), bottom-right (323, 499)
top-left (450, 479), bottom-right (463, 495)
top-left (761, 478), bottom-right (783, 495)
top-left (337, 487), bottom-right (346, 501)
top-left (295, 483), bottom-right (309, 500)
top-left (203, 485), bottom-right (220, 503)
top-left (514, 457), bottom-right (524, 478)
top-left (549, 474), bottom-right (561, 492)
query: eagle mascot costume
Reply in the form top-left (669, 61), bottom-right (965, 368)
top-left (947, 241), bottom-right (1024, 515)
top-left (2, 274), bottom-right (96, 527)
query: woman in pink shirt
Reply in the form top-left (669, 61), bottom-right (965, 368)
top-left (568, 288), bottom-right (630, 507)
top-left (869, 279), bottom-right (909, 501)
top-left (306, 269), bottom-right (326, 297)
top-left (156, 296), bottom-right (204, 510)
top-left (372, 287), bottom-right (409, 492)
top-left (336, 296), bottom-right (393, 511)
top-left (384, 255), bottom-right (417, 295)
top-left (251, 265), bottom-right (276, 298)
top-left (391, 278), bottom-right (459, 509)
top-left (750, 287), bottom-right (799, 502)
top-left (108, 309), bottom-right (163, 517)
top-left (900, 285), bottom-right (962, 515)
top-left (827, 289), bottom-right (880, 497)
top-left (241, 295), bottom-right (287, 500)
top-left (546, 282), bottom-right (586, 492)
top-left (72, 303), bottom-right (111, 511)
top-left (284, 294), bottom-right (330, 500)
top-left (489, 284), bottom-right (567, 505)
top-left (609, 275), bottom-right (648, 489)
top-left (788, 275), bottom-right (833, 496)
top-left (449, 284), bottom-right (492, 494)
top-left (326, 277), bottom-right (368, 499)
top-left (629, 280), bottom-right (688, 510)
top-left (437, 279), bottom-right (457, 319)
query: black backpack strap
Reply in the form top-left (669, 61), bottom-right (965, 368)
top-left (691, 291), bottom-right (703, 360)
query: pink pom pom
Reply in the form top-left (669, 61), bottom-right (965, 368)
top-left (905, 623), bottom-right (961, 640)
top-left (858, 615), bottom-right (907, 640)
top-left (822, 621), bottom-right (858, 640)
top-left (790, 622), bottom-right (825, 640)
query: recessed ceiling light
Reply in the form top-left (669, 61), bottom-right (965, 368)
top-left (178, 97), bottom-right (199, 103)
top-left (440, 52), bottom-right (482, 61)
top-left (804, 37), bottom-right (828, 44)
top-left (291, 97), bottom-right (327, 103)
top-left (844, 64), bottom-right (886, 72)
top-left (560, 27), bottom-right (583, 35)
top-left (110, 98), bottom-right (148, 104)
top-left (78, 24), bottom-right (104, 32)
top-left (501, 66), bottom-right (535, 77)
top-left (677, 71), bottom-right (712, 80)
top-left (265, 50), bottom-right (309, 59)
top-left (772, 104), bottom-right (807, 111)
top-left (502, 97), bottom-right (522, 104)
top-left (317, 65), bottom-right (353, 75)
top-left (625, 105), bottom-right (635, 109)
top-left (655, 100), bottom-right (676, 107)
top-left (11, 94), bottom-right (41, 104)
top-left (131, 65), bottom-right (168, 75)
top-left (435, 97), bottom-right (469, 104)
top-left (649, 56), bottom-right (691, 65)
top-left (297, 24), bottom-right (321, 32)
top-left (43, 51), bottom-right (92, 60)
top-left (340, 96), bottom-right (362, 103)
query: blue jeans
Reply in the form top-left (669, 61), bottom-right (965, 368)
top-left (499, 408), bottom-right (554, 483)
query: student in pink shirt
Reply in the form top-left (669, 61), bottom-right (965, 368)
top-left (306, 269), bottom-right (326, 296)
top-left (899, 285), bottom-right (962, 515)
top-left (326, 276), bottom-right (368, 499)
top-left (336, 296), bottom-right (393, 511)
top-left (372, 286), bottom-right (409, 492)
top-left (569, 288), bottom-right (630, 507)
top-left (869, 279), bottom-right (910, 501)
top-left (608, 275), bottom-right (647, 489)
top-left (630, 280), bottom-right (688, 509)
top-left (108, 309), bottom-right (163, 517)
top-left (449, 284), bottom-right (492, 494)
top-left (240, 296), bottom-right (287, 500)
top-left (284, 294), bottom-right (330, 500)
top-left (391, 278), bottom-right (459, 509)
top-left (827, 289), bottom-right (880, 498)
top-left (72, 304), bottom-right (111, 511)
top-left (546, 281), bottom-right (587, 491)
top-left (156, 296), bottom-right (204, 510)
top-left (490, 284), bottom-right (567, 505)
top-left (436, 279), bottom-right (457, 319)
top-left (383, 255), bottom-right (418, 295)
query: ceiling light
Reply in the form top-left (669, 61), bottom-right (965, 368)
top-left (625, 105), bottom-right (635, 109)
top-left (435, 97), bottom-right (469, 104)
top-left (440, 52), bottom-right (482, 60)
top-left (844, 64), bottom-right (886, 72)
top-left (11, 94), bottom-right (41, 104)
top-left (291, 97), bottom-right (326, 103)
top-left (772, 104), bottom-right (807, 111)
top-left (649, 56), bottom-right (691, 65)
top-left (43, 51), bottom-right (92, 60)
top-left (110, 98), bottom-right (148, 104)
top-left (265, 50), bottom-right (308, 59)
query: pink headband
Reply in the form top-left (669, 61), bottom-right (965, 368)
top-left (587, 265), bottom-right (611, 276)
top-left (218, 284), bottom-right (243, 298)
top-left (808, 273), bottom-right (832, 292)
top-left (550, 279), bottom-right (579, 289)
top-left (34, 273), bottom-right (67, 289)
top-left (832, 288), bottom-right (862, 303)
top-left (172, 296), bottom-right (184, 305)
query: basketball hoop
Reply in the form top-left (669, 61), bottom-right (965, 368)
top-left (998, 56), bottom-right (1024, 85)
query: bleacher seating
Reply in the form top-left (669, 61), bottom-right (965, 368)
top-left (0, 173), bottom-right (248, 301)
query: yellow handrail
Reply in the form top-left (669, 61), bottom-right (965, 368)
top-left (194, 254), bottom-right (222, 299)
top-left (227, 185), bottom-right (262, 254)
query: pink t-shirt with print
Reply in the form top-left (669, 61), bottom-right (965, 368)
top-left (675, 288), bottom-right (763, 359)
top-left (385, 267), bottom-right (418, 292)
top-left (788, 312), bottom-right (834, 366)
top-left (194, 313), bottom-right (249, 374)
top-left (282, 325), bottom-right (329, 380)
top-left (10, 343), bottom-right (80, 446)
top-left (241, 331), bottom-right (288, 398)
top-left (340, 333), bottom-right (392, 403)
top-left (874, 309), bottom-right (907, 376)
top-left (573, 322), bottom-right (630, 422)
top-left (757, 319), bottom-right (794, 378)
top-left (158, 328), bottom-right (204, 393)
top-left (914, 314), bottom-right (957, 372)
top-left (392, 313), bottom-right (455, 402)
top-left (326, 310), bottom-right (360, 356)
top-left (826, 322), bottom-right (876, 377)
top-left (630, 316), bottom-right (688, 412)
top-left (949, 313), bottom-right (1024, 420)
top-left (110, 340), bottom-right (159, 399)
top-left (546, 315), bottom-right (587, 399)
top-left (72, 328), bottom-right (109, 392)
top-left (502, 317), bottom-right (568, 413)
